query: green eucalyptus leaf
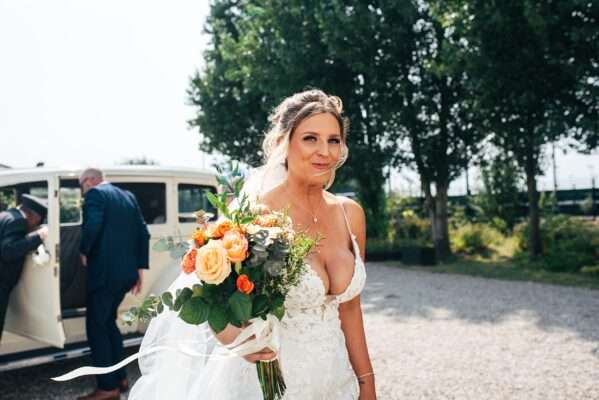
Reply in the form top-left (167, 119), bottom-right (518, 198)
top-left (240, 216), bottom-right (256, 224)
top-left (152, 237), bottom-right (171, 252)
top-left (170, 243), bottom-right (189, 259)
top-left (206, 191), bottom-right (221, 210)
top-left (161, 292), bottom-right (174, 308)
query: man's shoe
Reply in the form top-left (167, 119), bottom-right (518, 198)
top-left (76, 388), bottom-right (120, 400)
top-left (119, 379), bottom-right (129, 393)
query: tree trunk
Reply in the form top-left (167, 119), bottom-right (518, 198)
top-left (524, 147), bottom-right (543, 258)
top-left (423, 180), bottom-right (452, 262)
top-left (432, 185), bottom-right (451, 261)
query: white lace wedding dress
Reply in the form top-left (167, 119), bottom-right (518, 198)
top-left (129, 201), bottom-right (366, 400)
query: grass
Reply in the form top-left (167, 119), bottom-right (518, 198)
top-left (385, 257), bottom-right (599, 290)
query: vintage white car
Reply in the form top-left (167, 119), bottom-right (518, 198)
top-left (0, 166), bottom-right (217, 370)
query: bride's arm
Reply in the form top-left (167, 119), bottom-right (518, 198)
top-left (340, 297), bottom-right (376, 399)
top-left (339, 199), bottom-right (376, 399)
top-left (213, 324), bottom-right (242, 345)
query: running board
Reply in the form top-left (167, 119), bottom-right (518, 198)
top-left (0, 334), bottom-right (143, 372)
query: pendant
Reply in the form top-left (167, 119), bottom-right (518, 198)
top-left (313, 217), bottom-right (318, 223)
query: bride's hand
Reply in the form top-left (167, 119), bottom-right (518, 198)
top-left (213, 324), bottom-right (277, 363)
top-left (242, 347), bottom-right (277, 363)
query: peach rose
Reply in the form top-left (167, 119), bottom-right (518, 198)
top-left (222, 229), bottom-right (249, 263)
top-left (254, 214), bottom-right (278, 228)
top-left (236, 274), bottom-right (254, 294)
top-left (208, 219), bottom-right (234, 239)
top-left (192, 229), bottom-right (206, 247)
top-left (181, 248), bottom-right (197, 275)
top-left (195, 240), bottom-right (231, 284)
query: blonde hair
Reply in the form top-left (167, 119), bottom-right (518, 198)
top-left (262, 89), bottom-right (350, 189)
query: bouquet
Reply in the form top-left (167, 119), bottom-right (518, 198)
top-left (126, 165), bottom-right (316, 400)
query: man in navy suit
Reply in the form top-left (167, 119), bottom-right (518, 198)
top-left (78, 168), bottom-right (150, 400)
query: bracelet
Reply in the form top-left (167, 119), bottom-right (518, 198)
top-left (357, 371), bottom-right (375, 379)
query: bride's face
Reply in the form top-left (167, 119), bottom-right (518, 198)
top-left (287, 112), bottom-right (343, 186)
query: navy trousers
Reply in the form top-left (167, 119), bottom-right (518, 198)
top-left (86, 287), bottom-right (129, 390)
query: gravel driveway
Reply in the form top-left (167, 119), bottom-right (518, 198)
top-left (1, 262), bottom-right (598, 399)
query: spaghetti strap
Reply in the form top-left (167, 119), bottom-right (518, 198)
top-left (336, 196), bottom-right (356, 239)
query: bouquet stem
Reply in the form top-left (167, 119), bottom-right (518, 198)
top-left (256, 359), bottom-right (286, 400)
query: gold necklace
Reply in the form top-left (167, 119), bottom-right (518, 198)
top-left (285, 184), bottom-right (324, 224)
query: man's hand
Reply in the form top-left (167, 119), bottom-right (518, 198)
top-left (80, 254), bottom-right (87, 267)
top-left (130, 269), bottom-right (143, 295)
top-left (36, 226), bottom-right (48, 241)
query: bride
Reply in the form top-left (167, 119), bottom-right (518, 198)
top-left (130, 89), bottom-right (376, 399)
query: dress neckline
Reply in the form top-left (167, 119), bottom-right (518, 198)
top-left (307, 197), bottom-right (365, 298)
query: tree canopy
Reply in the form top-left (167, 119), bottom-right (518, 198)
top-left (188, 0), bottom-right (599, 257)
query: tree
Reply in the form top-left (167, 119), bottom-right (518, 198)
top-left (475, 150), bottom-right (524, 232)
top-left (187, 1), bottom-right (489, 255)
top-left (188, 0), bottom-right (420, 238)
top-left (380, 2), bottom-right (484, 260)
top-left (460, 0), bottom-right (599, 258)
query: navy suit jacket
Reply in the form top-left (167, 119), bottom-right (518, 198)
top-left (80, 183), bottom-right (150, 292)
top-left (0, 209), bottom-right (43, 291)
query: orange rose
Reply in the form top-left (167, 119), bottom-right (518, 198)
top-left (236, 274), bottom-right (254, 294)
top-left (181, 248), bottom-right (197, 275)
top-left (192, 229), bottom-right (206, 247)
top-left (208, 219), bottom-right (234, 238)
top-left (222, 230), bottom-right (249, 263)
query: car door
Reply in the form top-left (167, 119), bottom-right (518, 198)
top-left (3, 175), bottom-right (66, 348)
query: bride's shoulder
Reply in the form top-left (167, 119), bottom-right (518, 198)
top-left (331, 193), bottom-right (366, 233)
top-left (332, 193), bottom-right (364, 215)
top-left (257, 184), bottom-right (286, 210)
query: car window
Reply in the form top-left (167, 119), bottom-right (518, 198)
top-left (0, 186), bottom-right (16, 212)
top-left (59, 179), bottom-right (82, 225)
top-left (0, 181), bottom-right (48, 224)
top-left (112, 182), bottom-right (167, 225)
top-left (178, 183), bottom-right (217, 223)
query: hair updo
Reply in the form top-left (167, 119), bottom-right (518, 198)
top-left (261, 89), bottom-right (350, 189)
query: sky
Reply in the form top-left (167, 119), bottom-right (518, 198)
top-left (0, 1), bottom-right (212, 169)
top-left (1, 1), bottom-right (597, 194)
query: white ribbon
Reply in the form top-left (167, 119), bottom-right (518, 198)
top-left (51, 315), bottom-right (282, 382)
top-left (225, 314), bottom-right (281, 357)
top-left (32, 244), bottom-right (50, 266)
top-left (52, 351), bottom-right (143, 382)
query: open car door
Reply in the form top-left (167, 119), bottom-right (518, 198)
top-left (5, 176), bottom-right (65, 348)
